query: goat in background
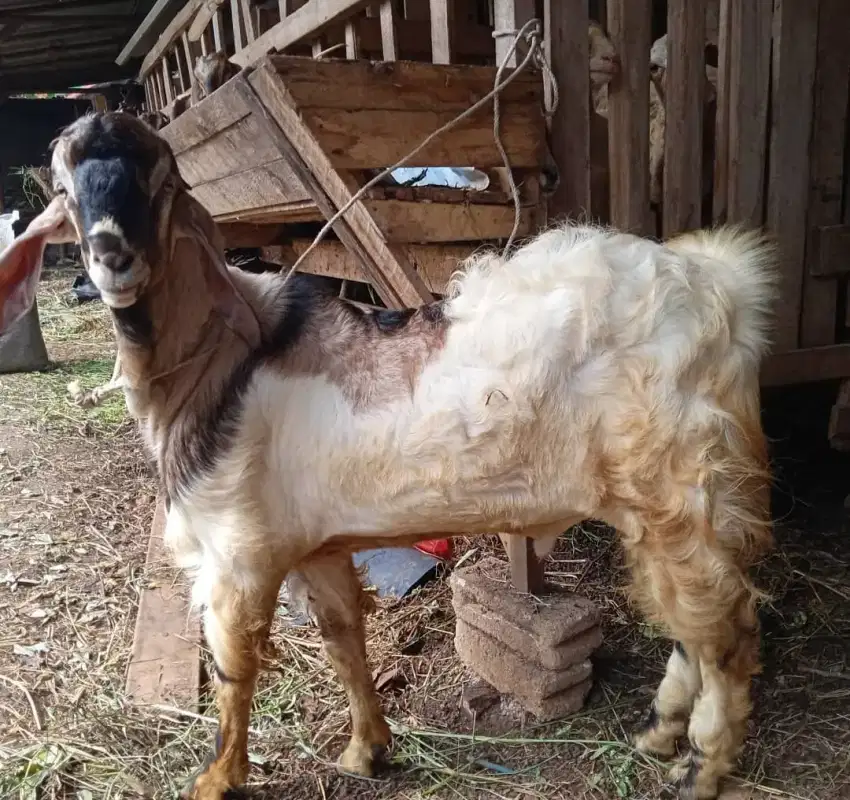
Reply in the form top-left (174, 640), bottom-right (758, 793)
top-left (0, 112), bottom-right (776, 800)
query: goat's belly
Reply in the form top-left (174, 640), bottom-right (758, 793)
top-left (251, 373), bottom-right (595, 540)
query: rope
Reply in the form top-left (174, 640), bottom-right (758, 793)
top-left (281, 17), bottom-right (559, 288)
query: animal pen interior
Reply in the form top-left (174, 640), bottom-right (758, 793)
top-left (122, 0), bottom-right (850, 595)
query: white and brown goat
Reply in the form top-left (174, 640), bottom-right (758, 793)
top-left (0, 112), bottom-right (777, 800)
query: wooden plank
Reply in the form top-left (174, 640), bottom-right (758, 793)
top-left (379, 0), bottom-right (398, 60)
top-left (765, 0), bottom-right (819, 352)
top-left (800, 0), bottom-right (850, 347)
top-left (429, 0), bottom-right (453, 63)
top-left (502, 535), bottom-right (546, 594)
top-left (243, 63), bottom-right (433, 307)
top-left (544, 0), bottom-right (589, 220)
top-left (140, 0), bottom-right (204, 77)
top-left (242, 0), bottom-right (258, 41)
top-left (302, 106), bottom-right (544, 169)
top-left (761, 344), bottom-right (850, 386)
top-left (265, 55), bottom-right (541, 111)
top-left (357, 15), bottom-right (491, 59)
top-left (161, 56), bottom-right (175, 104)
top-left (262, 239), bottom-right (474, 291)
top-left (154, 69), bottom-right (167, 109)
top-left (214, 200), bottom-right (320, 224)
top-left (160, 79), bottom-right (251, 154)
top-left (712, 0), bottom-right (731, 224)
top-left (125, 498), bottom-right (201, 708)
top-left (174, 40), bottom-right (189, 93)
top-left (231, 0), bottom-right (246, 50)
top-left (232, 0), bottom-right (372, 67)
top-left (365, 199), bottom-right (534, 241)
top-left (606, 0), bottom-right (651, 234)
top-left (662, 0), bottom-right (706, 237)
top-left (190, 158), bottom-right (312, 216)
top-left (810, 225), bottom-right (850, 277)
top-left (176, 113), bottom-right (292, 185)
top-left (725, 0), bottom-right (772, 226)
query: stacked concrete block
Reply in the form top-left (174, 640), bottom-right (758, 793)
top-left (450, 556), bottom-right (602, 721)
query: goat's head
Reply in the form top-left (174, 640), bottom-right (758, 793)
top-left (48, 112), bottom-right (176, 309)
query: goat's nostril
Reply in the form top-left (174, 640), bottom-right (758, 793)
top-left (101, 251), bottom-right (134, 272)
top-left (89, 231), bottom-right (123, 257)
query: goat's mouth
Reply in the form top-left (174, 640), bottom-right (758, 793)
top-left (87, 257), bottom-right (151, 309)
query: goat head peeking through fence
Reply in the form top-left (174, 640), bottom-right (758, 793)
top-left (0, 111), bottom-right (776, 800)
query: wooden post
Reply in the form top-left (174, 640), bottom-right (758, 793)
top-left (161, 55), bottom-right (175, 104)
top-left (606, 0), bottom-right (652, 235)
top-left (800, 0), bottom-right (850, 347)
top-left (501, 535), bottom-right (546, 595)
top-left (241, 0), bottom-right (257, 41)
top-left (182, 31), bottom-right (199, 97)
top-left (712, 0), bottom-right (731, 224)
top-left (231, 0), bottom-right (245, 51)
top-left (345, 19), bottom-right (360, 58)
top-left (662, 0), bottom-right (706, 237)
top-left (144, 77), bottom-right (154, 111)
top-left (493, 0), bottom-right (534, 67)
top-left (766, 0), bottom-right (819, 353)
top-left (212, 8), bottom-right (224, 50)
top-left (429, 0), bottom-right (453, 63)
top-left (725, 0), bottom-right (772, 227)
top-left (379, 0), bottom-right (398, 60)
top-left (544, 0), bottom-right (589, 220)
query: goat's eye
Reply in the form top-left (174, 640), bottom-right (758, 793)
top-left (54, 185), bottom-right (67, 196)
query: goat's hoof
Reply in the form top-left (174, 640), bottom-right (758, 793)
top-left (632, 708), bottom-right (677, 759)
top-left (667, 753), bottom-right (719, 800)
top-left (337, 739), bottom-right (389, 778)
top-left (179, 763), bottom-right (245, 800)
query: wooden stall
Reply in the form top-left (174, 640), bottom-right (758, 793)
top-left (120, 0), bottom-right (850, 592)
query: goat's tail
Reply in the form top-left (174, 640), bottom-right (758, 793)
top-left (666, 226), bottom-right (779, 363)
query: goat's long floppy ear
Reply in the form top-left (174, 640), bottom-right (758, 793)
top-left (0, 195), bottom-right (76, 334)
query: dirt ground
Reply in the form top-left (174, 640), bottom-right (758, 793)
top-left (1, 268), bottom-right (848, 800)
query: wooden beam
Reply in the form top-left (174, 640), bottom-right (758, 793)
top-left (140, 0), bottom-right (204, 77)
top-left (765, 0), bottom-right (819, 353)
top-left (212, 8), bottom-right (224, 50)
top-left (182, 31), bottom-right (198, 96)
top-left (233, 0), bottom-right (372, 67)
top-left (761, 344), bottom-right (850, 387)
top-left (800, 0), bottom-right (849, 348)
top-left (662, 0), bottom-right (705, 237)
top-left (256, 238), bottom-right (474, 292)
top-left (544, 0), bottom-right (589, 221)
top-left (810, 225), bottom-right (850, 278)
top-left (117, 0), bottom-right (186, 65)
top-left (429, 0), bottom-right (452, 63)
top-left (240, 64), bottom-right (434, 308)
top-left (606, 0), bottom-right (651, 234)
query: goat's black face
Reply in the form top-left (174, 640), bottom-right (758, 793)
top-left (51, 112), bottom-right (174, 308)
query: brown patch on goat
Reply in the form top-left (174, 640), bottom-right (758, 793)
top-left (274, 296), bottom-right (449, 410)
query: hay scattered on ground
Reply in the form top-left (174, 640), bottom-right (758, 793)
top-left (0, 267), bottom-right (847, 800)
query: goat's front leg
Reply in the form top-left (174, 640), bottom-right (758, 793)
top-left (297, 552), bottom-right (391, 776)
top-left (183, 573), bottom-right (280, 800)
top-left (68, 355), bottom-right (124, 407)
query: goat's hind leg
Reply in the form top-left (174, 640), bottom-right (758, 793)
top-left (629, 533), bottom-right (764, 800)
top-left (183, 572), bottom-right (281, 800)
top-left (297, 552), bottom-right (391, 776)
